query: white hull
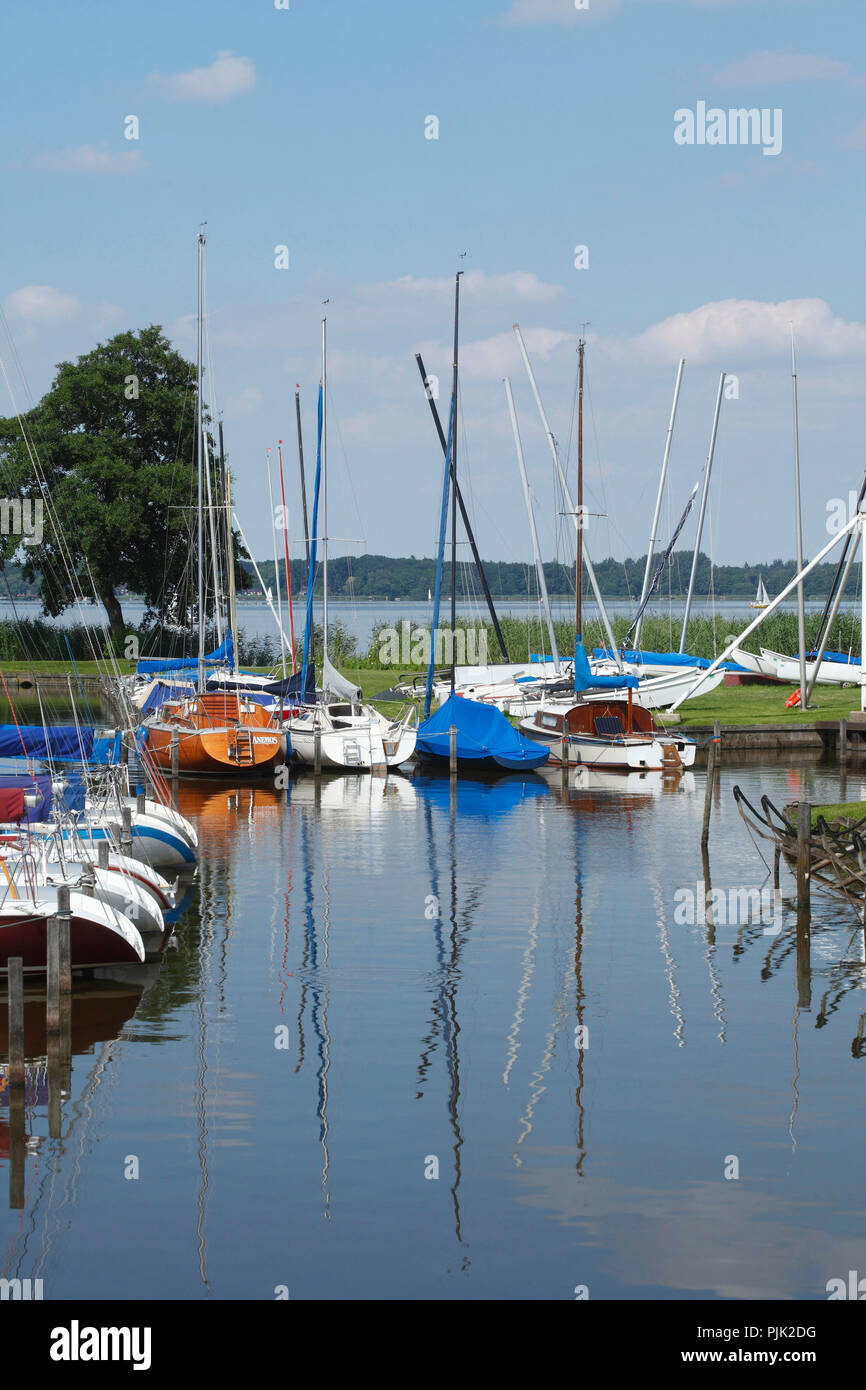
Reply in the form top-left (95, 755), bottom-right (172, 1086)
top-left (759, 647), bottom-right (862, 687)
top-left (287, 704), bottom-right (417, 770)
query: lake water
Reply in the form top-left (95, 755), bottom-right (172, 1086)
top-left (2, 754), bottom-right (865, 1300)
top-left (2, 596), bottom-right (858, 655)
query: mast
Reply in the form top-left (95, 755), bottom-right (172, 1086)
top-left (449, 273), bottom-right (462, 695)
top-left (512, 324), bottom-right (622, 670)
top-left (295, 386), bottom-right (311, 575)
top-left (791, 329), bottom-right (808, 707)
top-left (415, 352), bottom-right (510, 661)
top-left (680, 372), bottom-right (725, 654)
top-left (576, 338), bottom-right (584, 639)
top-left (322, 318), bottom-right (328, 688)
top-left (196, 231), bottom-right (205, 695)
top-left (266, 448), bottom-right (287, 680)
top-left (505, 377), bottom-right (559, 669)
top-left (277, 440), bottom-right (297, 672)
top-left (225, 464), bottom-right (238, 678)
top-left (635, 358), bottom-right (685, 650)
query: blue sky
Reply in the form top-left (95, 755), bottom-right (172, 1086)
top-left (2, 0), bottom-right (865, 578)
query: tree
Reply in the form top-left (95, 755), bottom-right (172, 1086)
top-left (0, 325), bottom-right (248, 641)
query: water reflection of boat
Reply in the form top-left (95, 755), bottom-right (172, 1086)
top-left (544, 765), bottom-right (696, 799)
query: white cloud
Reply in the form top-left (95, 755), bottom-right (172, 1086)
top-left (225, 387), bottom-right (264, 419)
top-left (376, 270), bottom-right (562, 306)
top-left (3, 286), bottom-right (80, 324)
top-left (603, 298), bottom-right (866, 364)
top-left (713, 51), bottom-right (850, 84)
top-left (29, 145), bottom-right (144, 174)
top-left (152, 50), bottom-right (255, 103)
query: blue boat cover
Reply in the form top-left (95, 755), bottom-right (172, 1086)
top-left (416, 693), bottom-right (549, 770)
top-left (0, 725), bottom-right (94, 761)
top-left (139, 680), bottom-right (195, 716)
top-left (575, 641), bottom-right (639, 692)
top-left (91, 731), bottom-right (123, 764)
top-left (136, 630), bottom-right (234, 675)
top-left (592, 647), bottom-right (749, 674)
top-left (811, 649), bottom-right (857, 665)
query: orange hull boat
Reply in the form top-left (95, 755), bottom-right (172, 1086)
top-left (144, 693), bottom-right (285, 777)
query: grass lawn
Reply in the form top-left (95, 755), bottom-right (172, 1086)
top-left (672, 680), bottom-right (863, 728)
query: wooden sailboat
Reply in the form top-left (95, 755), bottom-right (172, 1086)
top-left (143, 233), bottom-right (285, 778)
top-left (749, 575), bottom-right (770, 609)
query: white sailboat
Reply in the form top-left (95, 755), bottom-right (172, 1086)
top-left (749, 575), bottom-right (770, 609)
top-left (285, 320), bottom-right (416, 771)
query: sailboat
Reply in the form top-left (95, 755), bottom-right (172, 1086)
top-left (749, 575), bottom-right (770, 609)
top-left (142, 233), bottom-right (285, 777)
top-left (285, 320), bottom-right (416, 771)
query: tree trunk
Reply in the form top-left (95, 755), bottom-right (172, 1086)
top-left (96, 581), bottom-right (125, 639)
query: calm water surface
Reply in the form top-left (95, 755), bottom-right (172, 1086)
top-left (2, 755), bottom-right (865, 1300)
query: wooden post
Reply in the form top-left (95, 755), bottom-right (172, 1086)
top-left (839, 718), bottom-right (848, 764)
top-left (314, 726), bottom-right (322, 777)
top-left (57, 884), bottom-right (71, 995)
top-left (137, 790), bottom-right (146, 815)
top-left (560, 736), bottom-right (568, 786)
top-left (8, 957), bottom-right (24, 1091)
top-left (701, 730), bottom-right (717, 848)
top-left (713, 720), bottom-right (721, 765)
top-left (98, 839), bottom-right (110, 870)
top-left (121, 805), bottom-right (133, 855)
top-left (796, 801), bottom-right (811, 911)
top-left (8, 956), bottom-right (25, 1209)
top-left (46, 916), bottom-right (61, 1038)
top-left (449, 725), bottom-right (457, 777)
top-left (171, 728), bottom-right (179, 781)
top-left (773, 842), bottom-right (781, 890)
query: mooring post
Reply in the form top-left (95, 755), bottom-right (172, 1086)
top-left (314, 726), bottom-right (322, 777)
top-left (46, 915), bottom-right (61, 1039)
top-left (701, 729), bottom-right (718, 848)
top-left (773, 843), bottom-right (781, 890)
top-left (98, 839), bottom-right (110, 870)
top-left (171, 728), bottom-right (179, 781)
top-left (713, 720), bottom-right (721, 766)
top-left (560, 736), bottom-right (568, 786)
top-left (137, 790), bottom-right (146, 815)
top-left (57, 884), bottom-right (72, 996)
top-left (121, 805), bottom-right (133, 855)
top-left (449, 725), bottom-right (457, 778)
top-left (796, 801), bottom-right (811, 912)
top-left (840, 718), bottom-right (848, 765)
top-left (8, 956), bottom-right (25, 1209)
top-left (8, 956), bottom-right (24, 1090)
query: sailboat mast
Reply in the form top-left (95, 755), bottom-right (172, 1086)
top-left (505, 377), bottom-right (559, 670)
top-left (295, 386), bottom-right (311, 575)
top-left (576, 339), bottom-right (584, 639)
top-left (196, 231), bottom-right (205, 694)
top-left (635, 358), bottom-right (685, 650)
top-left (277, 440), bottom-right (297, 671)
top-left (225, 464), bottom-right (238, 678)
top-left (791, 329), bottom-right (808, 707)
top-left (322, 318), bottom-right (328, 685)
top-left (450, 272), bottom-right (462, 695)
top-left (680, 371), bottom-right (725, 654)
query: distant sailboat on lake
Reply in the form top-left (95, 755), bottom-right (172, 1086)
top-left (749, 575), bottom-right (771, 609)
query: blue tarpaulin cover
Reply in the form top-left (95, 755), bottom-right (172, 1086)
top-left (139, 681), bottom-right (195, 717)
top-left (592, 647), bottom-right (749, 673)
top-left (416, 693), bottom-right (550, 770)
top-left (136, 630), bottom-right (234, 675)
top-left (0, 725), bottom-right (94, 761)
top-left (575, 641), bottom-right (639, 692)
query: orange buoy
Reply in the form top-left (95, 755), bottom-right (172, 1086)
top-left (785, 689), bottom-right (801, 708)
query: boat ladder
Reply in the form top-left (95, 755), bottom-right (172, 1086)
top-left (234, 727), bottom-right (255, 767)
top-left (343, 740), bottom-right (362, 768)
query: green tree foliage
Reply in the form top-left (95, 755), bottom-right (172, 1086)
top-left (0, 325), bottom-right (248, 638)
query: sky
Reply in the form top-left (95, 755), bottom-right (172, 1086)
top-left (2, 0), bottom-right (865, 580)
